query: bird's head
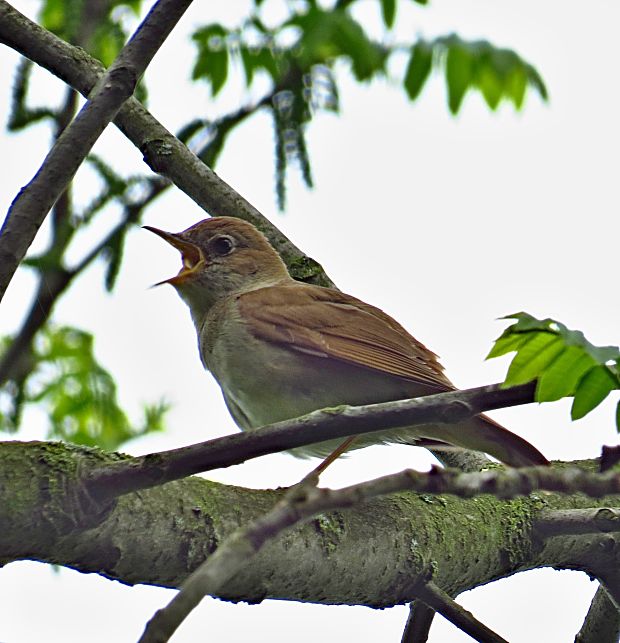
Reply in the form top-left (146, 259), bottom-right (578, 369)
top-left (145, 217), bottom-right (290, 321)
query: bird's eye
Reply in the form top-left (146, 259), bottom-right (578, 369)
top-left (211, 235), bottom-right (235, 256)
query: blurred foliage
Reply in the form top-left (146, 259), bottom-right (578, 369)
top-left (489, 313), bottom-right (620, 429)
top-left (0, 326), bottom-right (168, 450)
top-left (8, 0), bottom-right (548, 211)
top-left (9, 0), bottom-right (147, 135)
top-left (40, 0), bottom-right (143, 63)
top-left (405, 35), bottom-right (547, 113)
top-left (189, 1), bottom-right (546, 208)
top-left (7, 59), bottom-right (57, 130)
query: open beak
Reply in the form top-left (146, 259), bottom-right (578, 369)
top-left (143, 226), bottom-right (205, 286)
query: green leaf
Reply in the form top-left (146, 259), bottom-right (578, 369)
top-left (291, 8), bottom-right (385, 81)
top-left (500, 312), bottom-right (561, 333)
top-left (478, 60), bottom-right (503, 110)
top-left (486, 329), bottom-right (532, 359)
top-left (380, 0), bottom-right (396, 29)
top-left (491, 312), bottom-right (619, 427)
top-left (572, 366), bottom-right (617, 420)
top-left (192, 24), bottom-right (230, 96)
top-left (91, 20), bottom-right (126, 67)
top-left (240, 46), bottom-right (256, 86)
top-left (445, 42), bottom-right (473, 114)
top-left (504, 333), bottom-right (565, 386)
top-left (525, 64), bottom-right (548, 101)
top-left (240, 46), bottom-right (280, 87)
top-left (505, 66), bottom-right (527, 109)
top-left (1, 325), bottom-right (168, 450)
top-left (536, 348), bottom-right (596, 402)
top-left (40, 0), bottom-right (81, 39)
top-left (404, 41), bottom-right (433, 101)
top-left (438, 37), bottom-right (547, 114)
top-left (193, 48), bottom-right (229, 96)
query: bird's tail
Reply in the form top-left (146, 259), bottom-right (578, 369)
top-left (415, 414), bottom-right (549, 468)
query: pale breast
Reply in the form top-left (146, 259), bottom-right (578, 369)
top-left (197, 298), bottom-right (431, 452)
top-left (200, 305), bottom-right (360, 429)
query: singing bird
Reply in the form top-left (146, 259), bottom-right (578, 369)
top-left (145, 217), bottom-right (548, 468)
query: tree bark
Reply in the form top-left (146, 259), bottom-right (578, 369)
top-left (2, 441), bottom-right (619, 608)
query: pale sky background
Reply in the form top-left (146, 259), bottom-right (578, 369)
top-left (1, 1), bottom-right (619, 641)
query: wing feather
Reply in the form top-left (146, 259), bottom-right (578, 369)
top-left (237, 283), bottom-right (454, 391)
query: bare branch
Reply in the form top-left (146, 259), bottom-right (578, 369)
top-left (414, 581), bottom-right (508, 643)
top-left (0, 0), bottom-right (194, 301)
top-left (84, 382), bottom-right (537, 502)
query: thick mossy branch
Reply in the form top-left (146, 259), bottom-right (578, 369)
top-left (2, 441), bottom-right (620, 608)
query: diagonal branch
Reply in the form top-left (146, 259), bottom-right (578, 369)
top-left (141, 465), bottom-right (620, 641)
top-left (0, 1), bottom-right (334, 287)
top-left (139, 476), bottom-right (322, 643)
top-left (0, 0), bottom-right (195, 302)
top-left (84, 382), bottom-right (538, 502)
top-left (413, 581), bottom-right (508, 643)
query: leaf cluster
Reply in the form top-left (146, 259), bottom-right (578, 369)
top-left (405, 35), bottom-right (547, 113)
top-left (489, 312), bottom-right (620, 428)
top-left (9, 0), bottom-right (147, 134)
top-left (40, 0), bottom-right (143, 66)
top-left (189, 1), bottom-right (546, 208)
top-left (0, 326), bottom-right (167, 450)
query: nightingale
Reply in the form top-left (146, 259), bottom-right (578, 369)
top-left (145, 217), bottom-right (548, 468)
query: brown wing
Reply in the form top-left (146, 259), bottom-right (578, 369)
top-left (237, 283), bottom-right (454, 391)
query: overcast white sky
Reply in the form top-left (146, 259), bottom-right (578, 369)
top-left (1, 1), bottom-right (619, 641)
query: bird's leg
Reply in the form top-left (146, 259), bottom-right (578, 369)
top-left (288, 437), bottom-right (359, 496)
top-left (309, 435), bottom-right (358, 477)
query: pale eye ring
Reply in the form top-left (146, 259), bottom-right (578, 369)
top-left (211, 235), bottom-right (235, 256)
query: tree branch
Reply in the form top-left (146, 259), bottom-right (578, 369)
top-left (414, 581), bottom-right (508, 643)
top-left (2, 441), bottom-right (620, 608)
top-left (83, 382), bottom-right (538, 502)
top-left (0, 1), bottom-right (334, 287)
top-left (141, 466), bottom-right (620, 641)
top-left (0, 0), bottom-right (194, 301)
top-left (139, 477), bottom-right (322, 643)
top-left (576, 585), bottom-right (620, 643)
top-left (534, 508), bottom-right (620, 537)
top-left (401, 601), bottom-right (435, 643)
